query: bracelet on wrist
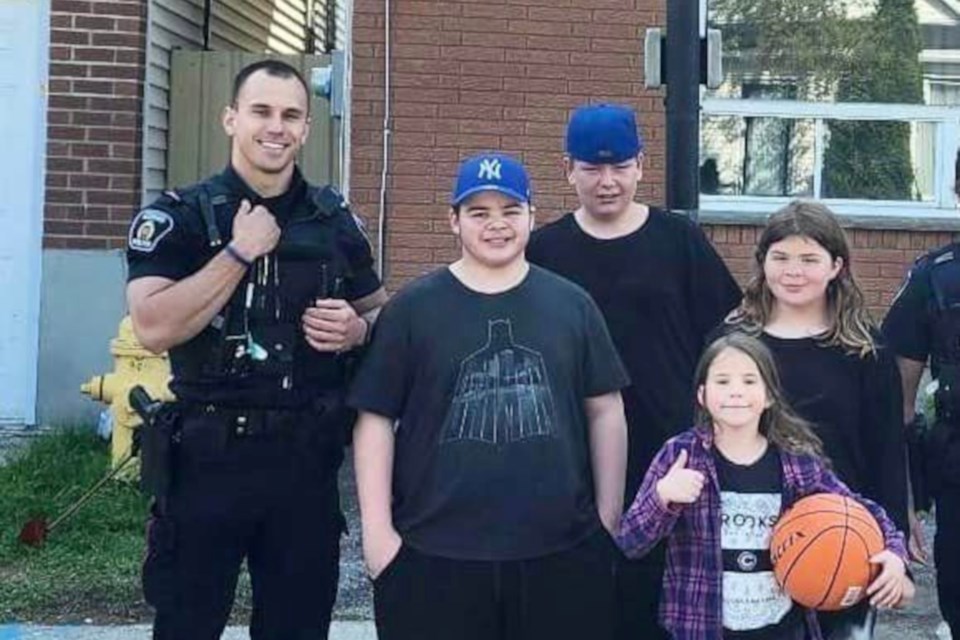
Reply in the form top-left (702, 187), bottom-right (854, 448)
top-left (224, 243), bottom-right (253, 268)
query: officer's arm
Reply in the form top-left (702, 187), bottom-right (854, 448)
top-left (585, 391), bottom-right (628, 534)
top-left (897, 356), bottom-right (927, 425)
top-left (127, 253), bottom-right (249, 354)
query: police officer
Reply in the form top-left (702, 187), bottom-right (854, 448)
top-left (126, 59), bottom-right (386, 640)
top-left (883, 244), bottom-right (960, 637)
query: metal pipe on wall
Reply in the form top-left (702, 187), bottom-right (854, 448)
top-left (375, 0), bottom-right (391, 280)
top-left (665, 0), bottom-right (700, 218)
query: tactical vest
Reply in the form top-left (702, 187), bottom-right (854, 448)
top-left (165, 177), bottom-right (360, 408)
top-left (929, 248), bottom-right (960, 424)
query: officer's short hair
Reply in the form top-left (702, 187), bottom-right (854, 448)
top-left (231, 59), bottom-right (310, 110)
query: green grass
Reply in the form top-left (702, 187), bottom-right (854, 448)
top-left (0, 428), bottom-right (150, 623)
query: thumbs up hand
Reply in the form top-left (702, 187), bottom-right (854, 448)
top-left (655, 450), bottom-right (706, 508)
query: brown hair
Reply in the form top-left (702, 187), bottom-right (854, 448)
top-left (728, 200), bottom-right (876, 357)
top-left (695, 332), bottom-right (827, 460)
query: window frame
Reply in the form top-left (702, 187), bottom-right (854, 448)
top-left (700, 98), bottom-right (960, 223)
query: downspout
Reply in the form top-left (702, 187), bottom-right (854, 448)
top-left (375, 0), bottom-right (391, 280)
top-left (341, 0), bottom-right (354, 200)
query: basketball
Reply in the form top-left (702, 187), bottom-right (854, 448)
top-left (769, 493), bottom-right (884, 611)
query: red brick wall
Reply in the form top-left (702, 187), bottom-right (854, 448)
top-left (350, 0), bottom-right (665, 290)
top-left (44, 0), bottom-right (147, 250)
top-left (349, 0), bottom-right (958, 316)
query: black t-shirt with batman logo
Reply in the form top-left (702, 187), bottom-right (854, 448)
top-left (348, 266), bottom-right (630, 560)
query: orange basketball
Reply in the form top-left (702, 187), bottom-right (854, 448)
top-left (769, 493), bottom-right (884, 611)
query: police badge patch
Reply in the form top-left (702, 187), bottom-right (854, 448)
top-left (129, 209), bottom-right (174, 253)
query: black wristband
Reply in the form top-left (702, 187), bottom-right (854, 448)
top-left (224, 243), bottom-right (253, 268)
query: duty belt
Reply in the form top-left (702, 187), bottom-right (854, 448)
top-left (183, 395), bottom-right (347, 439)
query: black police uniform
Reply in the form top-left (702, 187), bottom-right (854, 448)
top-left (882, 244), bottom-right (960, 635)
top-left (126, 165), bottom-right (381, 640)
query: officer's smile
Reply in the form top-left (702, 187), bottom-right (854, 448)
top-left (258, 139), bottom-right (290, 152)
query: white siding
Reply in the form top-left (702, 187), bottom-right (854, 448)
top-left (143, 0), bottom-right (204, 204)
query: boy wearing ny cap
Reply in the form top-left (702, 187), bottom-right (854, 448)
top-left (527, 104), bottom-right (742, 640)
top-left (350, 152), bottom-right (629, 640)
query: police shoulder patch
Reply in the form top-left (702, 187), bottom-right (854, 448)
top-left (128, 208), bottom-right (175, 253)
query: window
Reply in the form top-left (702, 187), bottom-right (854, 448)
top-left (700, 99), bottom-right (960, 220)
top-left (701, 0), bottom-right (960, 221)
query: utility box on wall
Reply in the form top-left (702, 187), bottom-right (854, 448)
top-left (167, 51), bottom-right (341, 190)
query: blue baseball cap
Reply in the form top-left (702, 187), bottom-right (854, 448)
top-left (566, 103), bottom-right (644, 164)
top-left (451, 153), bottom-right (531, 207)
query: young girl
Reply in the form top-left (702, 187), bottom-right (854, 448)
top-left (723, 201), bottom-right (910, 638)
top-left (616, 333), bottom-right (913, 640)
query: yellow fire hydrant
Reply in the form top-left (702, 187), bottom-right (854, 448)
top-left (81, 316), bottom-right (175, 475)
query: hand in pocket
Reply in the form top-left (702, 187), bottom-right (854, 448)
top-left (364, 526), bottom-right (403, 580)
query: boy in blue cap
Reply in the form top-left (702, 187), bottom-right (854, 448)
top-left (527, 104), bottom-right (742, 640)
top-left (349, 152), bottom-right (630, 640)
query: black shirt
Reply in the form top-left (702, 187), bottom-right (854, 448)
top-left (715, 445), bottom-right (803, 639)
top-left (348, 266), bottom-right (630, 560)
top-left (126, 165), bottom-right (381, 407)
top-left (527, 209), bottom-right (742, 500)
top-left (882, 245), bottom-right (952, 369)
top-left (756, 333), bottom-right (909, 534)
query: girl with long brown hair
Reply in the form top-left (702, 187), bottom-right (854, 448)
top-left (724, 200), bottom-right (909, 638)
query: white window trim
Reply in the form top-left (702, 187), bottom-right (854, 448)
top-left (700, 98), bottom-right (960, 224)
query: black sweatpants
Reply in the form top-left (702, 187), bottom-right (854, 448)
top-left (373, 529), bottom-right (618, 640)
top-left (143, 410), bottom-right (344, 640)
top-left (816, 601), bottom-right (875, 639)
top-left (615, 541), bottom-right (670, 640)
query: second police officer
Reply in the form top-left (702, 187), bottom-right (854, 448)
top-left (883, 242), bottom-right (960, 639)
top-left (126, 60), bottom-right (386, 640)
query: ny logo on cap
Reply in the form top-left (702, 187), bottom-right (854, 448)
top-left (478, 158), bottom-right (502, 181)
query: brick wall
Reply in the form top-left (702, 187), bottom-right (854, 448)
top-left (44, 0), bottom-right (147, 250)
top-left (349, 0), bottom-right (959, 316)
top-left (349, 0), bottom-right (665, 290)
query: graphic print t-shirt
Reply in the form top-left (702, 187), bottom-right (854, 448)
top-left (714, 445), bottom-right (802, 638)
top-left (348, 266), bottom-right (629, 560)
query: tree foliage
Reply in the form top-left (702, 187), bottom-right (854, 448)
top-left (712, 0), bottom-right (925, 200)
top-left (824, 0), bottom-right (924, 199)
top-left (711, 0), bottom-right (871, 99)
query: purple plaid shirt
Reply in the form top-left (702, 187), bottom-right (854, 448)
top-left (616, 426), bottom-right (907, 640)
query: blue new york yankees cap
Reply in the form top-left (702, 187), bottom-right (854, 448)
top-left (452, 153), bottom-right (531, 207)
top-left (566, 103), bottom-right (644, 164)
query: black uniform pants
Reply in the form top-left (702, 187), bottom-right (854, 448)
top-left (373, 529), bottom-right (618, 640)
top-left (143, 409), bottom-right (345, 640)
top-left (936, 485), bottom-right (960, 634)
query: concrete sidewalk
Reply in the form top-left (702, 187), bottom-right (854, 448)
top-left (0, 622), bottom-right (376, 640)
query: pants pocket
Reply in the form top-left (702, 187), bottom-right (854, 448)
top-left (372, 543), bottom-right (409, 588)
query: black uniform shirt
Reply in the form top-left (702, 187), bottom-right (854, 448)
top-left (126, 165), bottom-right (381, 408)
top-left (883, 246), bottom-right (948, 368)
